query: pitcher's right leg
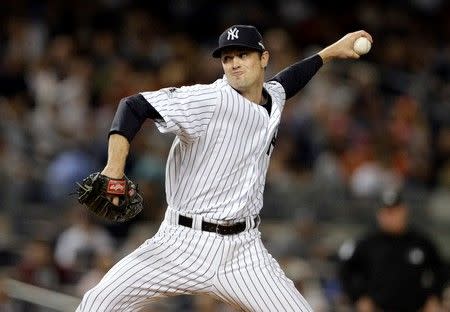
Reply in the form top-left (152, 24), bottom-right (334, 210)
top-left (77, 222), bottom-right (221, 312)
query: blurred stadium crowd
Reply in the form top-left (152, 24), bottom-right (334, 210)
top-left (0, 0), bottom-right (449, 311)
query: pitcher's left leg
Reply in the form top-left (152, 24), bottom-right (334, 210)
top-left (214, 232), bottom-right (312, 312)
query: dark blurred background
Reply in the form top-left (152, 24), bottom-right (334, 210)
top-left (0, 0), bottom-right (449, 311)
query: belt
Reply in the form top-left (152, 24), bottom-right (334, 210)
top-left (178, 215), bottom-right (259, 235)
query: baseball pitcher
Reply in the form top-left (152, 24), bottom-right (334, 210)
top-left (76, 25), bottom-right (372, 311)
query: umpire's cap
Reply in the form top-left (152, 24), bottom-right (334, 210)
top-left (379, 187), bottom-right (403, 208)
top-left (212, 25), bottom-right (266, 58)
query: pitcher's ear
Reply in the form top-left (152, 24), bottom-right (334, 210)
top-left (261, 51), bottom-right (269, 68)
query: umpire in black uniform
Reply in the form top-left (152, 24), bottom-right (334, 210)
top-left (338, 188), bottom-right (446, 312)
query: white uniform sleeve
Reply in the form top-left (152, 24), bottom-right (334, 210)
top-left (140, 84), bottom-right (218, 142)
top-left (264, 80), bottom-right (287, 111)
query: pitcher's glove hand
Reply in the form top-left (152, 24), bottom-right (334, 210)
top-left (76, 172), bottom-right (143, 222)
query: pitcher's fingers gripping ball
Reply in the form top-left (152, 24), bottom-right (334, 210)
top-left (76, 172), bottom-right (143, 222)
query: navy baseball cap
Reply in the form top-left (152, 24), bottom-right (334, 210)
top-left (212, 25), bottom-right (266, 58)
top-left (380, 188), bottom-right (403, 208)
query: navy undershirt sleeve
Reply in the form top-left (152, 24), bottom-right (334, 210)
top-left (109, 94), bottom-right (162, 142)
top-left (269, 54), bottom-right (323, 100)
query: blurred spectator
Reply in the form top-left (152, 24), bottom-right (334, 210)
top-left (0, 215), bottom-right (17, 267)
top-left (75, 252), bottom-right (113, 297)
top-left (443, 284), bottom-right (450, 312)
top-left (15, 239), bottom-right (63, 311)
top-left (0, 275), bottom-right (14, 312)
top-left (282, 257), bottom-right (329, 312)
top-left (338, 188), bottom-right (446, 311)
top-left (116, 222), bottom-right (159, 259)
top-left (15, 239), bottom-right (61, 290)
top-left (44, 148), bottom-right (99, 202)
top-left (427, 160), bottom-right (450, 226)
top-left (54, 207), bottom-right (114, 273)
top-left (385, 95), bottom-right (431, 185)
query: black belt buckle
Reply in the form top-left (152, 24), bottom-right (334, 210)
top-left (201, 219), bottom-right (246, 235)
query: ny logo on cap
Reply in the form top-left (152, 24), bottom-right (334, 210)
top-left (227, 27), bottom-right (239, 40)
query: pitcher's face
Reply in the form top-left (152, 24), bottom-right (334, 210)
top-left (221, 49), bottom-right (269, 93)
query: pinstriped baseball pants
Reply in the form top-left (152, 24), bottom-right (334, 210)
top-left (76, 214), bottom-right (313, 312)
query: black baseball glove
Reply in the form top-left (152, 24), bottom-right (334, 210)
top-left (76, 172), bottom-right (143, 222)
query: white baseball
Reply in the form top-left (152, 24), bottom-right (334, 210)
top-left (353, 37), bottom-right (371, 55)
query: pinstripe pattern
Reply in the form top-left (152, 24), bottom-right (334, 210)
top-left (77, 77), bottom-right (313, 311)
top-left (77, 222), bottom-right (222, 311)
top-left (77, 222), bottom-right (312, 312)
top-left (213, 230), bottom-right (312, 312)
top-left (140, 78), bottom-right (285, 221)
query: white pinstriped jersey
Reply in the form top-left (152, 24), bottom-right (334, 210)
top-left (78, 76), bottom-right (313, 312)
top-left (141, 76), bottom-right (285, 221)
